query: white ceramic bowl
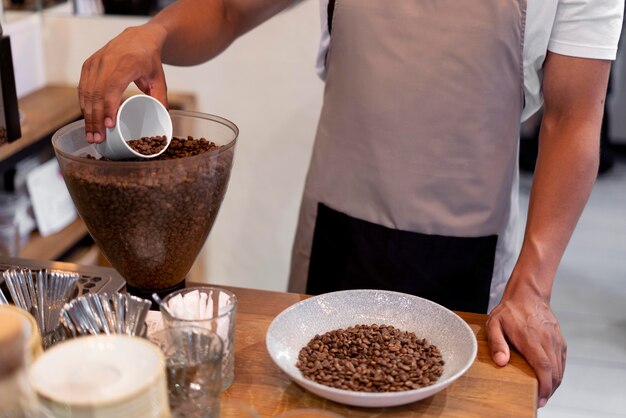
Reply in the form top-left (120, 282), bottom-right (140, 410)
top-left (266, 289), bottom-right (477, 408)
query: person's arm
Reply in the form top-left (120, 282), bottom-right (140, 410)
top-left (79, 0), bottom-right (294, 144)
top-left (486, 52), bottom-right (610, 407)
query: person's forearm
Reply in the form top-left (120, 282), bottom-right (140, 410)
top-left (505, 52), bottom-right (610, 302)
top-left (487, 54), bottom-right (609, 405)
top-left (507, 114), bottom-right (601, 300)
top-left (148, 0), bottom-right (294, 66)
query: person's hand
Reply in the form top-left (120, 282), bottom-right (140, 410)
top-left (486, 281), bottom-right (566, 408)
top-left (78, 23), bottom-right (169, 144)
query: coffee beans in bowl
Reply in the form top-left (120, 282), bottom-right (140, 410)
top-left (296, 324), bottom-right (444, 392)
top-left (266, 289), bottom-right (477, 407)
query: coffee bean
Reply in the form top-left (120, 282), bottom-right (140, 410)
top-left (126, 136), bottom-right (167, 156)
top-left (296, 324), bottom-right (444, 393)
top-left (65, 136), bottom-right (232, 290)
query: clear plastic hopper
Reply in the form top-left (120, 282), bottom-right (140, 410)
top-left (52, 110), bottom-right (238, 300)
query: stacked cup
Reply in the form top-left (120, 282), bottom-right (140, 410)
top-left (29, 335), bottom-right (170, 418)
top-left (149, 326), bottom-right (223, 418)
top-left (0, 304), bottom-right (43, 363)
top-left (0, 307), bottom-right (41, 417)
top-left (159, 287), bottom-right (237, 391)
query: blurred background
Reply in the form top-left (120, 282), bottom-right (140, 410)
top-left (1, 1), bottom-right (624, 416)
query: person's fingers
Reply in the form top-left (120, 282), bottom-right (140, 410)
top-left (541, 336), bottom-right (560, 398)
top-left (149, 65), bottom-right (169, 109)
top-left (78, 58), bottom-right (92, 117)
top-left (90, 61), bottom-right (133, 142)
top-left (553, 326), bottom-right (567, 393)
top-left (102, 80), bottom-right (125, 132)
top-left (503, 323), bottom-right (554, 408)
top-left (90, 70), bottom-right (107, 144)
top-left (486, 315), bottom-right (510, 367)
top-left (134, 62), bottom-right (169, 109)
top-left (89, 56), bottom-right (135, 143)
top-left (560, 337), bottom-right (567, 385)
top-left (526, 346), bottom-right (553, 408)
top-left (134, 76), bottom-right (150, 96)
top-left (489, 292), bottom-right (565, 408)
top-left (79, 58), bottom-right (94, 142)
top-left (538, 316), bottom-right (565, 397)
top-left (79, 25), bottom-right (167, 143)
top-left (83, 56), bottom-right (102, 143)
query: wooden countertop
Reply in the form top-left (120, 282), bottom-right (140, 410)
top-left (215, 285), bottom-right (538, 417)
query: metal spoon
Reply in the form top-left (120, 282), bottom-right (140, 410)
top-left (152, 293), bottom-right (174, 317)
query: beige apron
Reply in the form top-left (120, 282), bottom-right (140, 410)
top-left (290, 0), bottom-right (526, 313)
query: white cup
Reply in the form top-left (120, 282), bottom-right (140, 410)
top-left (95, 94), bottom-right (173, 160)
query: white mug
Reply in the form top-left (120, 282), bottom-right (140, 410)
top-left (95, 94), bottom-right (173, 160)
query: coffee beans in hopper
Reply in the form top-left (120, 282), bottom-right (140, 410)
top-left (64, 136), bottom-right (230, 290)
top-left (127, 135), bottom-right (167, 156)
top-left (160, 136), bottom-right (220, 159)
top-left (296, 324), bottom-right (444, 392)
top-left (91, 136), bottom-right (221, 161)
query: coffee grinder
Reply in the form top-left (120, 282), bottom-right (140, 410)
top-left (52, 111), bottom-right (238, 303)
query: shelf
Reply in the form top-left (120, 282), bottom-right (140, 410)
top-left (0, 86), bottom-right (82, 169)
top-left (7, 84), bottom-right (197, 262)
top-left (19, 218), bottom-right (88, 260)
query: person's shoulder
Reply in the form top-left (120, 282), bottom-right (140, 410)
top-left (553, 0), bottom-right (623, 24)
top-left (548, 0), bottom-right (623, 60)
top-left (525, 0), bottom-right (623, 25)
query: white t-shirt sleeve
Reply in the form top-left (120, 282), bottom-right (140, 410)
top-left (548, 0), bottom-right (624, 60)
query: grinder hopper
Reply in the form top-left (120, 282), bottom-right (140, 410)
top-left (52, 110), bottom-right (238, 300)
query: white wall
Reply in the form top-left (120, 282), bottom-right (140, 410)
top-left (41, 2), bottom-right (324, 291)
top-left (4, 11), bottom-right (46, 97)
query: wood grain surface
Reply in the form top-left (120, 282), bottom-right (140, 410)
top-left (0, 85), bottom-right (82, 163)
top-left (201, 285), bottom-right (538, 418)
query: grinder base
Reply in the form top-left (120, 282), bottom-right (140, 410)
top-left (126, 280), bottom-right (186, 310)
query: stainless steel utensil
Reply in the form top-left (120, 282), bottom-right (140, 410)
top-left (60, 292), bottom-right (151, 338)
top-left (2, 268), bottom-right (79, 348)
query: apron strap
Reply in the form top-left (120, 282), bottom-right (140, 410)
top-left (328, 0), bottom-right (336, 33)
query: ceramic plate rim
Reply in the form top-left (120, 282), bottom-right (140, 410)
top-left (30, 335), bottom-right (165, 407)
top-left (266, 289), bottom-right (478, 407)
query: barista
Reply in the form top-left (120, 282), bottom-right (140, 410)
top-left (78, 0), bottom-right (624, 407)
